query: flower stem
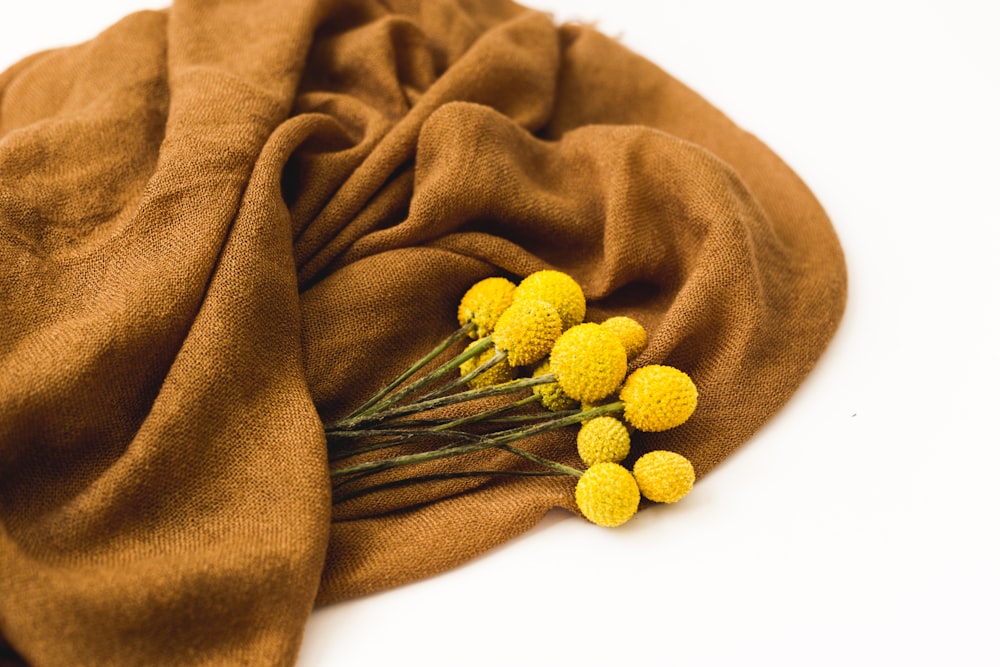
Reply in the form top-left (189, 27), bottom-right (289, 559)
top-left (327, 394), bottom-right (543, 463)
top-left (329, 402), bottom-right (623, 478)
top-left (420, 348), bottom-right (508, 401)
top-left (344, 335), bottom-right (494, 422)
top-left (334, 373), bottom-right (554, 431)
top-left (499, 444), bottom-right (582, 477)
top-left (483, 407), bottom-right (577, 424)
top-left (325, 427), bottom-right (482, 443)
top-left (343, 322), bottom-right (474, 420)
top-left (329, 393), bottom-right (545, 431)
top-left (431, 393), bottom-right (541, 431)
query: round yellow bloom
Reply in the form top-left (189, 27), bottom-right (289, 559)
top-left (458, 343), bottom-right (515, 389)
top-left (633, 451), bottom-right (695, 503)
top-left (512, 270), bottom-right (586, 331)
top-left (549, 323), bottom-right (628, 403)
top-left (619, 365), bottom-right (697, 432)
top-left (575, 462), bottom-right (640, 528)
top-left (600, 316), bottom-right (648, 361)
top-left (492, 299), bottom-right (561, 366)
top-left (531, 360), bottom-right (578, 411)
top-left (457, 277), bottom-right (516, 338)
top-left (577, 416), bottom-right (631, 466)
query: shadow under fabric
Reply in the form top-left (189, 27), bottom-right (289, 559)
top-left (0, 0), bottom-right (847, 664)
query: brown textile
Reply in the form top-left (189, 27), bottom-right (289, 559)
top-left (0, 0), bottom-right (847, 664)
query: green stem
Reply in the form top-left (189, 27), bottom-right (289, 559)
top-left (343, 322), bottom-right (474, 420)
top-left (325, 427), bottom-right (482, 442)
top-left (335, 374), bottom-right (555, 431)
top-left (431, 393), bottom-right (542, 431)
top-left (499, 444), bottom-right (582, 477)
top-left (420, 348), bottom-right (508, 401)
top-left (484, 407), bottom-right (577, 424)
top-left (343, 335), bottom-right (494, 423)
top-left (326, 428), bottom-right (483, 464)
top-left (329, 402), bottom-right (623, 478)
top-left (326, 394), bottom-right (543, 463)
top-left (327, 393), bottom-right (545, 431)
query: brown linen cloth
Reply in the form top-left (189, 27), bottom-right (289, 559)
top-left (0, 0), bottom-right (847, 664)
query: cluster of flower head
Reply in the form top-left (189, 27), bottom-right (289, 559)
top-left (457, 270), bottom-right (699, 527)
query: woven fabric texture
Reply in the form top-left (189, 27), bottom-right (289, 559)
top-left (0, 0), bottom-right (846, 664)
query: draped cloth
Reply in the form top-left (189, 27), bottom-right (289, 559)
top-left (0, 0), bottom-right (847, 664)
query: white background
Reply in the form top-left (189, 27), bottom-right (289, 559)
top-left (3, 1), bottom-right (999, 665)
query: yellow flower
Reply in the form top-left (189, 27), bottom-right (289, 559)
top-left (458, 343), bottom-right (515, 389)
top-left (492, 299), bottom-right (562, 366)
top-left (619, 365), bottom-right (697, 432)
top-left (457, 277), bottom-right (516, 338)
top-left (574, 462), bottom-right (640, 527)
top-left (633, 451), bottom-right (695, 503)
top-left (512, 270), bottom-right (586, 331)
top-left (577, 416), bottom-right (631, 466)
top-left (548, 323), bottom-right (628, 402)
top-left (600, 316), bottom-right (648, 361)
top-left (532, 360), bottom-right (578, 411)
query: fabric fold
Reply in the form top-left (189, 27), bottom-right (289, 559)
top-left (1, 0), bottom-right (846, 664)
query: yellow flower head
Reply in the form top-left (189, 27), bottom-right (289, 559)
top-left (619, 365), bottom-right (697, 432)
top-left (575, 462), bottom-right (640, 528)
top-left (600, 316), bottom-right (648, 361)
top-left (577, 416), bottom-right (631, 466)
top-left (633, 451), bottom-right (695, 503)
top-left (458, 343), bottom-right (515, 389)
top-left (512, 270), bottom-right (586, 331)
top-left (548, 323), bottom-right (628, 403)
top-left (492, 298), bottom-right (561, 366)
top-left (532, 359), bottom-right (578, 411)
top-left (457, 277), bottom-right (516, 338)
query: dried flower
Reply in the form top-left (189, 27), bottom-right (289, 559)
top-left (576, 416), bottom-right (630, 466)
top-left (512, 270), bottom-right (586, 331)
top-left (458, 343), bottom-right (515, 388)
top-left (332, 274), bottom-right (702, 531)
top-left (532, 359), bottom-right (578, 411)
top-left (575, 462), bottom-right (640, 527)
top-left (458, 277), bottom-right (516, 338)
top-left (619, 365), bottom-right (698, 432)
top-left (492, 298), bottom-right (561, 366)
top-left (632, 451), bottom-right (695, 503)
top-left (600, 316), bottom-right (648, 361)
top-left (549, 323), bottom-right (627, 402)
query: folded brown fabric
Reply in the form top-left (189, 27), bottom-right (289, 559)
top-left (0, 0), bottom-right (847, 664)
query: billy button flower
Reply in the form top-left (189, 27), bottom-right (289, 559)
top-left (619, 365), bottom-right (697, 432)
top-left (574, 462), bottom-right (641, 527)
top-left (531, 359), bottom-right (578, 412)
top-left (512, 270), bottom-right (586, 331)
top-left (492, 298), bottom-right (562, 366)
top-left (577, 416), bottom-right (630, 466)
top-left (600, 316), bottom-right (648, 361)
top-left (458, 276), bottom-right (516, 339)
top-left (548, 323), bottom-right (628, 403)
top-left (458, 343), bottom-right (515, 389)
top-left (633, 451), bottom-right (695, 503)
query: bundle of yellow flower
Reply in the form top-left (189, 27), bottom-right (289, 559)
top-left (326, 270), bottom-right (699, 528)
